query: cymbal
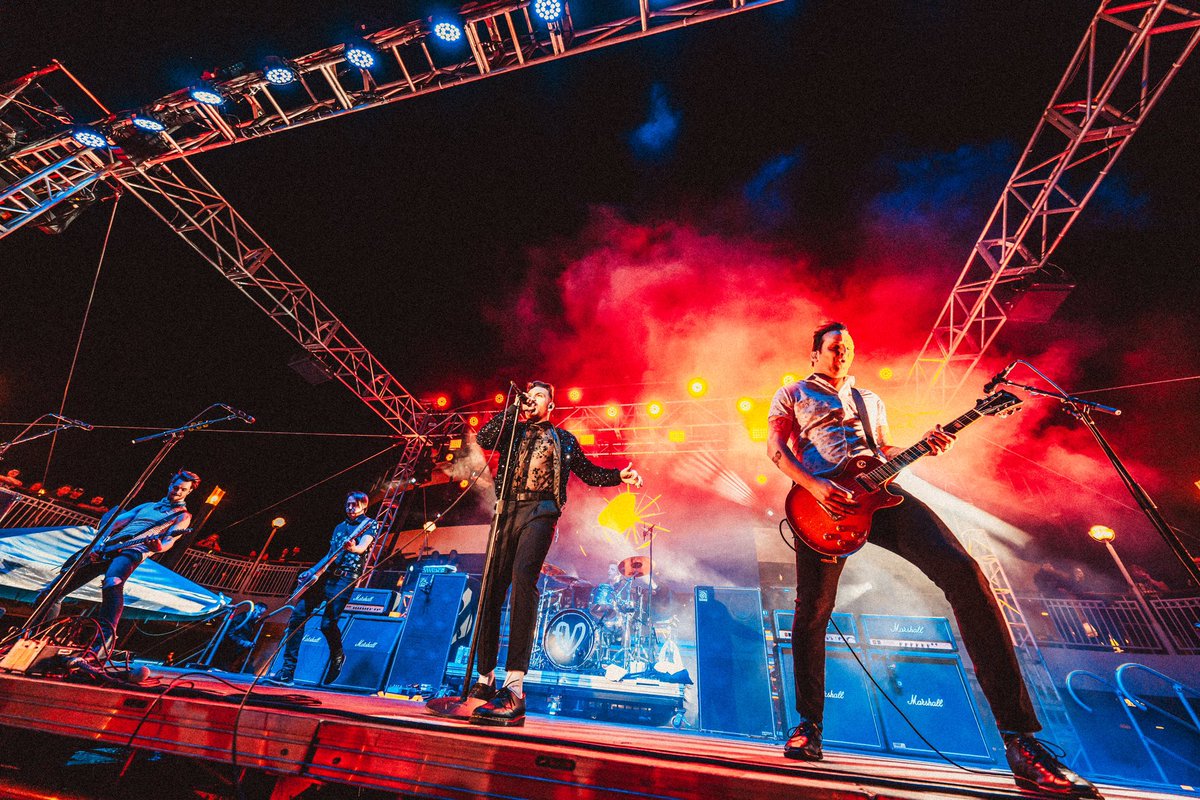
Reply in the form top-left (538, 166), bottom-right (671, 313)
top-left (540, 562), bottom-right (568, 577)
top-left (618, 555), bottom-right (651, 578)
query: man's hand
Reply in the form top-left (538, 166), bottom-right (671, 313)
top-left (922, 424), bottom-right (956, 456)
top-left (343, 538), bottom-right (356, 550)
top-left (808, 477), bottom-right (859, 516)
top-left (620, 462), bottom-right (644, 488)
top-left (299, 570), bottom-right (313, 584)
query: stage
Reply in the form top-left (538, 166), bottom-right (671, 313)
top-left (0, 667), bottom-right (1187, 800)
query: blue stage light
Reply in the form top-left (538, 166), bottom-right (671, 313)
top-left (263, 56), bottom-right (297, 86)
top-left (190, 85), bottom-right (225, 105)
top-left (344, 40), bottom-right (376, 69)
top-left (533, 0), bottom-right (564, 23)
top-left (71, 128), bottom-right (108, 149)
top-left (131, 114), bottom-right (166, 133)
top-left (434, 21), bottom-right (463, 42)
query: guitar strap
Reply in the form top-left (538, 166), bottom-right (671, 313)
top-left (850, 388), bottom-right (881, 457)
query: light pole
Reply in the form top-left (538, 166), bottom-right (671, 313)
top-left (195, 486), bottom-right (226, 532)
top-left (1088, 525), bottom-right (1176, 655)
top-left (241, 517), bottom-right (286, 592)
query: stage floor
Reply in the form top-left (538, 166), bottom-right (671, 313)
top-left (0, 666), bottom-right (1190, 800)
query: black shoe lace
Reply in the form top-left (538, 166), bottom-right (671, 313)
top-left (1014, 735), bottom-right (1067, 761)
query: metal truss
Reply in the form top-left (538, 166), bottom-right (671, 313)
top-left (910, 0), bottom-right (1200, 400)
top-left (0, 145), bottom-right (110, 236)
top-left (116, 158), bottom-right (425, 436)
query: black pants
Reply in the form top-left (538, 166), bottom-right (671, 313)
top-left (791, 486), bottom-right (1041, 733)
top-left (475, 499), bottom-right (560, 675)
top-left (280, 571), bottom-right (357, 675)
top-left (36, 552), bottom-right (139, 654)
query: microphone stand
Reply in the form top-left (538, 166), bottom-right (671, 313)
top-left (0, 414), bottom-right (92, 461)
top-left (459, 391), bottom-right (525, 700)
top-left (23, 405), bottom-right (244, 633)
top-left (999, 362), bottom-right (1200, 588)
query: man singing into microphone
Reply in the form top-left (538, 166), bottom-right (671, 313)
top-left (428, 381), bottom-right (643, 726)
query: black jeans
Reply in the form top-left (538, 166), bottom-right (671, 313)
top-left (791, 486), bottom-right (1041, 733)
top-left (280, 570), bottom-right (358, 674)
top-left (36, 551), bottom-right (139, 654)
top-left (475, 499), bottom-right (560, 675)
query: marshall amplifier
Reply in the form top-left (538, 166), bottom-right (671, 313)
top-left (344, 588), bottom-right (398, 616)
top-left (385, 572), bottom-right (470, 695)
top-left (860, 614), bottom-right (956, 653)
top-left (772, 610), bottom-right (858, 647)
top-left (269, 615), bottom-right (339, 685)
top-left (324, 614), bottom-right (405, 692)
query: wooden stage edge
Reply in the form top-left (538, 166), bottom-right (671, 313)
top-left (0, 667), bottom-right (1187, 800)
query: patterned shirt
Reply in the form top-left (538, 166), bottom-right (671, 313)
top-left (768, 374), bottom-right (888, 477)
top-left (514, 422), bottom-right (557, 493)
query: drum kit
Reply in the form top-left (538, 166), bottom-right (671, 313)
top-left (533, 555), bottom-right (671, 676)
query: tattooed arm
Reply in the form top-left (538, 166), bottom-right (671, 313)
top-left (767, 415), bottom-right (859, 514)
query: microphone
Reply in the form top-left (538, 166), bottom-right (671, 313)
top-left (508, 381), bottom-right (531, 404)
top-left (983, 361), bottom-right (1018, 394)
top-left (219, 404), bottom-right (256, 424)
top-left (51, 413), bottom-right (94, 431)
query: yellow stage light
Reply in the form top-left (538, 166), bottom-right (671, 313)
top-left (687, 377), bottom-right (708, 397)
top-left (737, 397), bottom-right (754, 413)
top-left (781, 373), bottom-right (797, 386)
top-left (755, 474), bottom-right (769, 485)
top-left (879, 367), bottom-right (894, 381)
top-left (568, 387), bottom-right (583, 403)
top-left (668, 429), bottom-right (686, 443)
top-left (646, 401), bottom-right (664, 418)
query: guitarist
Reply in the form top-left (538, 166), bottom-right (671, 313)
top-left (271, 491), bottom-right (376, 685)
top-left (767, 323), bottom-right (1099, 798)
top-left (33, 469), bottom-right (199, 657)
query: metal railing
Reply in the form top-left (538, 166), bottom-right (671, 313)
top-left (172, 548), bottom-right (308, 597)
top-left (0, 486), bottom-right (101, 529)
top-left (1019, 594), bottom-right (1200, 655)
top-left (1150, 596), bottom-right (1200, 655)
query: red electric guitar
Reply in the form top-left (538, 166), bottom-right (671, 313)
top-left (784, 390), bottom-right (1022, 559)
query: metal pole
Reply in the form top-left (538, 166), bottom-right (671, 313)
top-left (1101, 539), bottom-right (1177, 656)
top-left (241, 523), bottom-right (283, 592)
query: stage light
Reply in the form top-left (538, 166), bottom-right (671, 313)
top-left (444, 452), bottom-right (455, 461)
top-left (190, 83), bottom-right (225, 105)
top-left (71, 127), bottom-right (108, 149)
top-left (668, 429), bottom-right (686, 443)
top-left (467, 415), bottom-right (480, 427)
top-left (271, 517), bottom-right (287, 529)
top-left (533, 0), bottom-right (564, 22)
top-left (434, 21), bottom-right (463, 42)
top-left (130, 113), bottom-right (166, 133)
top-left (423, 521), bottom-right (437, 533)
top-left (781, 373), bottom-right (797, 386)
top-left (343, 38), bottom-right (377, 69)
top-left (755, 474), bottom-right (769, 485)
top-left (737, 397), bottom-right (754, 413)
top-left (434, 394), bottom-right (450, 409)
top-left (459, 479), bottom-right (470, 489)
top-left (646, 401), bottom-right (664, 418)
top-left (567, 387), bottom-right (583, 403)
top-left (687, 377), bottom-right (708, 397)
top-left (879, 367), bottom-right (894, 381)
top-left (494, 392), bottom-right (505, 404)
top-left (263, 56), bottom-right (297, 86)
top-left (605, 404), bottom-right (620, 418)
top-left (578, 433), bottom-right (595, 445)
top-left (1088, 524), bottom-right (1116, 543)
top-left (204, 487), bottom-right (226, 506)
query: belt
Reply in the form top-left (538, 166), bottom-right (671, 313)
top-left (329, 567), bottom-right (361, 579)
top-left (510, 490), bottom-right (555, 502)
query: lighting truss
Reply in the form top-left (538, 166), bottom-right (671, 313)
top-left (909, 0), bottom-right (1200, 400)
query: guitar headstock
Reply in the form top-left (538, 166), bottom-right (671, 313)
top-left (976, 390), bottom-right (1022, 418)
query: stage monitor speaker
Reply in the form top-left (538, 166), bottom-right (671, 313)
top-left (777, 645), bottom-right (884, 751)
top-left (324, 614), bottom-right (405, 692)
top-left (694, 586), bottom-right (775, 738)
top-left (269, 615), bottom-right (338, 685)
top-left (385, 572), bottom-right (470, 694)
top-left (344, 588), bottom-right (398, 616)
top-left (867, 653), bottom-right (991, 761)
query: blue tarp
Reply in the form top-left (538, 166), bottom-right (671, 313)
top-left (0, 525), bottom-right (229, 621)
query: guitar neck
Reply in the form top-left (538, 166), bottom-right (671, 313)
top-left (865, 408), bottom-right (983, 485)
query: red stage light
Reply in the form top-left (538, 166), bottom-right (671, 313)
top-left (435, 394), bottom-right (450, 409)
top-left (494, 392), bottom-right (505, 404)
top-left (459, 479), bottom-right (470, 489)
top-left (467, 415), bottom-right (480, 427)
top-left (568, 387), bottom-right (583, 403)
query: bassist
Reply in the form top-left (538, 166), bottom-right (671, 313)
top-left (767, 323), bottom-right (1098, 798)
top-left (34, 469), bottom-right (199, 657)
top-left (271, 491), bottom-right (376, 685)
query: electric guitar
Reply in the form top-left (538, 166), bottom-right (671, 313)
top-left (784, 391), bottom-right (1022, 559)
top-left (282, 517), bottom-right (375, 607)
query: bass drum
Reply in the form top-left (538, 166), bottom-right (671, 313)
top-left (541, 608), bottom-right (600, 671)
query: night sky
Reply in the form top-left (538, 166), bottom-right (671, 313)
top-left (2, 1), bottom-right (1198, 575)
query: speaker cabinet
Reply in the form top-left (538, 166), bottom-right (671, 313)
top-left (324, 614), bottom-right (405, 692)
top-left (694, 586), bottom-right (775, 738)
top-left (385, 572), bottom-right (470, 694)
top-left (269, 615), bottom-right (338, 685)
top-left (777, 645), bottom-right (884, 750)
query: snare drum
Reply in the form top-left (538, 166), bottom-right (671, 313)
top-left (588, 583), bottom-right (617, 617)
top-left (542, 608), bottom-right (599, 671)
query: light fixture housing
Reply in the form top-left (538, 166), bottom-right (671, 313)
top-left (433, 21), bottom-right (463, 42)
top-left (533, 0), bottom-right (564, 23)
top-left (190, 82), bottom-right (226, 106)
top-left (71, 127), bottom-right (108, 149)
top-left (344, 38), bottom-right (377, 69)
top-left (130, 113), bottom-right (167, 133)
top-left (263, 56), bottom-right (298, 86)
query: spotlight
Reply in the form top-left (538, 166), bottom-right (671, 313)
top-left (434, 21), bottom-right (463, 42)
top-left (567, 387), bottom-right (583, 403)
top-left (781, 373), bottom-right (797, 386)
top-left (130, 113), bottom-right (166, 133)
top-left (687, 377), bottom-right (708, 397)
top-left (459, 479), bottom-right (470, 489)
top-left (533, 0), bottom-right (564, 22)
top-left (737, 397), bottom-right (754, 413)
top-left (605, 404), bottom-right (620, 418)
top-left (1088, 525), bottom-right (1116, 543)
top-left (878, 367), bottom-right (894, 381)
top-left (467, 415), bottom-right (480, 427)
top-left (755, 474), bottom-right (769, 485)
top-left (434, 394), bottom-right (450, 409)
top-left (343, 38), bottom-right (377, 69)
top-left (71, 127), bottom-right (108, 149)
top-left (494, 392), bottom-right (505, 405)
top-left (263, 56), bottom-right (297, 86)
top-left (646, 401), bottom-right (664, 418)
top-left (190, 83), bottom-right (225, 105)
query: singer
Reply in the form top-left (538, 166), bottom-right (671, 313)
top-left (271, 491), bottom-right (376, 684)
top-left (428, 380), bottom-right (643, 727)
top-left (33, 470), bottom-right (199, 657)
top-left (766, 323), bottom-right (1098, 798)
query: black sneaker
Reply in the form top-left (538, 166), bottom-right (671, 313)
top-left (427, 682), bottom-right (497, 719)
top-left (470, 686), bottom-right (526, 727)
top-left (265, 670), bottom-right (294, 686)
top-left (784, 720), bottom-right (823, 761)
top-left (324, 651), bottom-right (345, 683)
top-left (1004, 735), bottom-right (1102, 798)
